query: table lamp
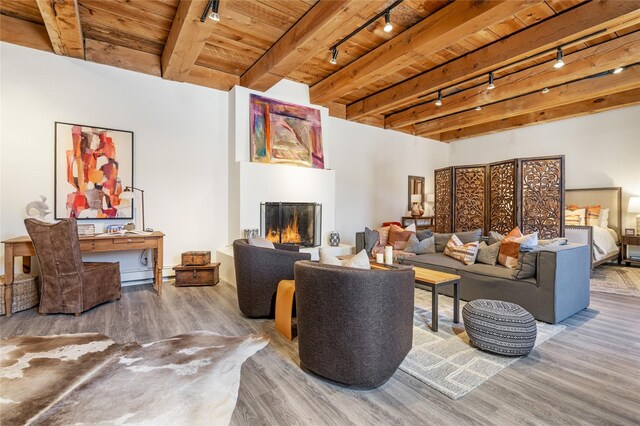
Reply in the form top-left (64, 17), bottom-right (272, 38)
top-left (628, 196), bottom-right (640, 235)
top-left (120, 186), bottom-right (148, 231)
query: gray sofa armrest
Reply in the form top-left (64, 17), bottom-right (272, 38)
top-left (536, 243), bottom-right (590, 323)
top-left (355, 232), bottom-right (365, 254)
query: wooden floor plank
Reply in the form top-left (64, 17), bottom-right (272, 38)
top-left (1, 281), bottom-right (639, 425)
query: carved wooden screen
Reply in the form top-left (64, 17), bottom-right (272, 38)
top-left (488, 160), bottom-right (518, 235)
top-left (519, 156), bottom-right (564, 238)
top-left (454, 166), bottom-right (487, 233)
top-left (434, 167), bottom-right (453, 233)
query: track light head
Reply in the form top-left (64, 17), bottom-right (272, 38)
top-left (554, 48), bottom-right (564, 69)
top-left (435, 90), bottom-right (443, 107)
top-left (384, 11), bottom-right (393, 33)
top-left (541, 87), bottom-right (550, 94)
top-left (487, 72), bottom-right (495, 90)
top-left (209, 11), bottom-right (220, 21)
top-left (475, 106), bottom-right (482, 111)
top-left (330, 48), bottom-right (338, 65)
top-left (201, 0), bottom-right (220, 22)
top-left (613, 67), bottom-right (624, 74)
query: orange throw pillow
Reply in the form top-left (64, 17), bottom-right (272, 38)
top-left (388, 224), bottom-right (415, 250)
top-left (498, 227), bottom-right (524, 269)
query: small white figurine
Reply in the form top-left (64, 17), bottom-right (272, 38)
top-left (26, 195), bottom-right (52, 221)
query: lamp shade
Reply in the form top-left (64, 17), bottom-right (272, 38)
top-left (411, 194), bottom-right (422, 203)
top-left (628, 196), bottom-right (640, 213)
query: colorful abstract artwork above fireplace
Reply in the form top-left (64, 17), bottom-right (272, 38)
top-left (250, 94), bottom-right (324, 169)
top-left (54, 122), bottom-right (133, 219)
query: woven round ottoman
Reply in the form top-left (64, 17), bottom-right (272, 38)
top-left (462, 299), bottom-right (537, 356)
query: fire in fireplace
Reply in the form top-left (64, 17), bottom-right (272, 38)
top-left (261, 202), bottom-right (322, 247)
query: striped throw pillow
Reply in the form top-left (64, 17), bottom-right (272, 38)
top-left (565, 208), bottom-right (586, 226)
top-left (444, 234), bottom-right (479, 265)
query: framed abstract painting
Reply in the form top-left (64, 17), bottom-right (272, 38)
top-left (54, 122), bottom-right (134, 220)
top-left (250, 94), bottom-right (324, 169)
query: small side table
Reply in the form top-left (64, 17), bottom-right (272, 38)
top-left (621, 235), bottom-right (640, 266)
top-left (413, 267), bottom-right (461, 332)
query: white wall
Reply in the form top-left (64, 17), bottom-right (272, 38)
top-left (448, 106), bottom-right (640, 230)
top-left (327, 119), bottom-right (449, 245)
top-left (0, 43), bottom-right (229, 281)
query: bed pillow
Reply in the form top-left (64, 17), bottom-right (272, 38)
top-left (585, 205), bottom-right (601, 226)
top-left (598, 208), bottom-right (610, 228)
top-left (388, 224), bottom-right (416, 250)
top-left (404, 235), bottom-right (435, 254)
top-left (443, 235), bottom-right (479, 265)
top-left (565, 208), bottom-right (586, 226)
top-left (476, 241), bottom-right (501, 266)
top-left (434, 228), bottom-right (482, 252)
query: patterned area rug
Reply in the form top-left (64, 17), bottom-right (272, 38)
top-left (591, 264), bottom-right (640, 297)
top-left (400, 297), bottom-right (565, 400)
top-left (0, 331), bottom-right (268, 425)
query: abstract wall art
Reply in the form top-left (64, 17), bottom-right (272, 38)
top-left (250, 94), bottom-right (324, 169)
top-left (55, 122), bottom-right (134, 220)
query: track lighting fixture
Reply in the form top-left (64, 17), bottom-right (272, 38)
top-left (487, 72), bottom-right (495, 90)
top-left (541, 87), bottom-right (550, 94)
top-left (553, 48), bottom-right (564, 69)
top-left (384, 11), bottom-right (393, 33)
top-left (475, 106), bottom-right (482, 111)
top-left (613, 67), bottom-right (624, 74)
top-left (200, 0), bottom-right (220, 22)
top-left (330, 48), bottom-right (338, 65)
top-left (435, 91), bottom-right (442, 107)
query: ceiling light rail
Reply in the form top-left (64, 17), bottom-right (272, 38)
top-left (327, 0), bottom-right (403, 64)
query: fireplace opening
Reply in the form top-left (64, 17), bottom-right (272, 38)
top-left (261, 202), bottom-right (322, 247)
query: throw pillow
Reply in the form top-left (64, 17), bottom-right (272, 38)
top-left (405, 223), bottom-right (417, 233)
top-left (248, 236), bottom-right (275, 249)
top-left (404, 235), bottom-right (435, 254)
top-left (512, 250), bottom-right (538, 279)
top-left (343, 249), bottom-right (371, 269)
top-left (375, 226), bottom-right (390, 247)
top-left (497, 227), bottom-right (538, 269)
top-left (443, 235), bottom-right (479, 265)
top-left (476, 241), bottom-right (501, 266)
top-left (434, 228), bottom-right (482, 252)
top-left (319, 249), bottom-right (371, 270)
top-left (416, 229), bottom-right (433, 241)
top-left (565, 208), bottom-right (586, 226)
top-left (388, 224), bottom-right (415, 250)
top-left (363, 227), bottom-right (379, 255)
top-left (488, 230), bottom-right (505, 246)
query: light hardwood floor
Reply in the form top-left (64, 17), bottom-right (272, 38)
top-left (1, 281), bottom-right (639, 425)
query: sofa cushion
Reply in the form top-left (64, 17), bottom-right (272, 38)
top-left (434, 229), bottom-right (482, 252)
top-left (364, 227), bottom-right (379, 255)
top-left (388, 224), bottom-right (415, 250)
top-left (461, 263), bottom-right (537, 286)
top-left (405, 253), bottom-right (464, 271)
top-left (512, 250), bottom-right (538, 279)
top-left (404, 235), bottom-right (435, 254)
top-left (476, 241), bottom-right (500, 266)
top-left (416, 229), bottom-right (433, 241)
top-left (488, 230), bottom-right (504, 246)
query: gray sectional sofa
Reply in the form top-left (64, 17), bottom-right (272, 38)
top-left (356, 231), bottom-right (591, 324)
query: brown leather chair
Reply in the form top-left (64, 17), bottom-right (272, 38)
top-left (24, 218), bottom-right (121, 315)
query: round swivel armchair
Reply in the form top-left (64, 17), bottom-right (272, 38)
top-left (294, 261), bottom-right (415, 388)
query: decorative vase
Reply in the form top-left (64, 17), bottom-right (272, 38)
top-left (329, 231), bottom-right (340, 247)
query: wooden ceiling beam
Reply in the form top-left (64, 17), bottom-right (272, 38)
top-left (386, 31), bottom-right (640, 129)
top-left (414, 66), bottom-right (640, 136)
top-left (240, 0), bottom-right (378, 92)
top-left (35, 0), bottom-right (84, 59)
top-left (347, 0), bottom-right (640, 120)
top-left (437, 88), bottom-right (640, 141)
top-left (0, 14), bottom-right (53, 53)
top-left (309, 0), bottom-right (537, 105)
top-left (161, 0), bottom-right (221, 82)
top-left (185, 65), bottom-right (239, 91)
top-left (85, 39), bottom-right (162, 77)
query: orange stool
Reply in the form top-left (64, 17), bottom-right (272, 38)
top-left (275, 280), bottom-right (296, 341)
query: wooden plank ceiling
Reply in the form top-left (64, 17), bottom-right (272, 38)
top-left (1, 0), bottom-right (639, 142)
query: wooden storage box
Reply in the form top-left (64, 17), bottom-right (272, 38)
top-left (173, 263), bottom-right (219, 287)
top-left (0, 274), bottom-right (39, 315)
top-left (181, 251), bottom-right (211, 266)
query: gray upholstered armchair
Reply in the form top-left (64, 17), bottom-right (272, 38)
top-left (25, 218), bottom-right (121, 315)
top-left (294, 260), bottom-right (415, 388)
top-left (232, 239), bottom-right (311, 318)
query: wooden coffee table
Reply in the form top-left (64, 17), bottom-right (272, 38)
top-left (372, 263), bottom-right (461, 332)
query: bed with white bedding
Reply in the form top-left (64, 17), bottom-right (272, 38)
top-left (565, 187), bottom-right (622, 269)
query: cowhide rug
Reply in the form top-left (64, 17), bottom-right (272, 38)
top-left (0, 331), bottom-right (269, 425)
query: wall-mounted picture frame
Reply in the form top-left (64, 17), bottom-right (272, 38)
top-left (55, 122), bottom-right (134, 220)
top-left (625, 228), bottom-right (635, 236)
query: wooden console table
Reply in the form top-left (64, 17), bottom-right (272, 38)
top-left (2, 232), bottom-right (165, 317)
